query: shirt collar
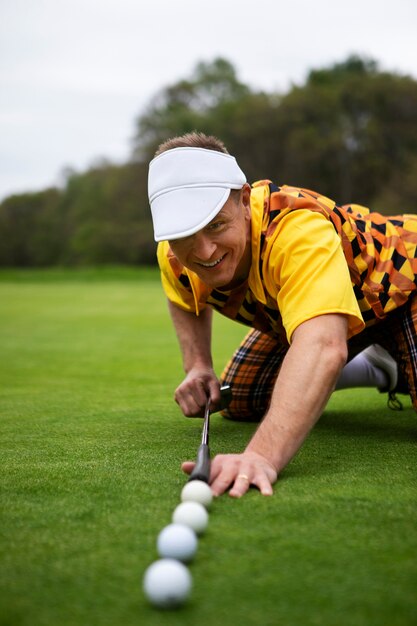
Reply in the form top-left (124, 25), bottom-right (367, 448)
top-left (247, 184), bottom-right (268, 305)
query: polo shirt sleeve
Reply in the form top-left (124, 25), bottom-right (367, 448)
top-left (264, 209), bottom-right (365, 342)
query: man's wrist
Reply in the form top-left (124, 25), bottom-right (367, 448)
top-left (245, 407), bottom-right (300, 473)
top-left (245, 437), bottom-right (283, 473)
top-left (183, 359), bottom-right (214, 374)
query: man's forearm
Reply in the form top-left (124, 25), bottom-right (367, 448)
top-left (168, 300), bottom-right (213, 372)
top-left (246, 315), bottom-right (348, 472)
top-left (168, 300), bottom-right (221, 413)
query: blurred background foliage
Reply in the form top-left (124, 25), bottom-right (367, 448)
top-left (1, 55), bottom-right (417, 267)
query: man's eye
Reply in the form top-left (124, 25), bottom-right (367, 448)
top-left (208, 221), bottom-right (223, 231)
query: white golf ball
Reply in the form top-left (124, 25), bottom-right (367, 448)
top-left (157, 523), bottom-right (198, 563)
top-left (181, 479), bottom-right (213, 509)
top-left (172, 501), bottom-right (209, 535)
top-left (143, 558), bottom-right (192, 608)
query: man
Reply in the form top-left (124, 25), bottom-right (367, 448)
top-left (147, 132), bottom-right (414, 499)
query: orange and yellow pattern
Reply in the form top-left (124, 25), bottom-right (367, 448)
top-left (158, 180), bottom-right (417, 341)
top-left (260, 181), bottom-right (417, 324)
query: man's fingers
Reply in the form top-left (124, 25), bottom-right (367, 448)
top-left (181, 461), bottom-right (195, 475)
top-left (229, 473), bottom-right (252, 498)
top-left (210, 472), bottom-right (235, 496)
top-left (210, 459), bottom-right (247, 496)
top-left (207, 381), bottom-right (221, 410)
top-left (175, 374), bottom-right (221, 417)
top-left (229, 473), bottom-right (274, 498)
top-left (181, 453), bottom-right (277, 498)
top-left (208, 452), bottom-right (277, 498)
top-left (254, 474), bottom-right (274, 496)
top-left (176, 390), bottom-right (205, 417)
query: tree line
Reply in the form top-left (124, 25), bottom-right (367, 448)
top-left (1, 55), bottom-right (417, 267)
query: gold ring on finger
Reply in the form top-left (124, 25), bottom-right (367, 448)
top-left (237, 473), bottom-right (250, 482)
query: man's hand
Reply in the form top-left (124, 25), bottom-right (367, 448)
top-left (182, 451), bottom-right (278, 497)
top-left (181, 315), bottom-right (348, 498)
top-left (167, 302), bottom-right (220, 416)
top-left (175, 368), bottom-right (221, 417)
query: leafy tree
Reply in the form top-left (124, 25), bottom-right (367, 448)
top-left (1, 55), bottom-right (417, 267)
top-left (133, 58), bottom-right (250, 161)
top-left (133, 55), bottom-right (417, 210)
top-left (372, 153), bottom-right (417, 214)
top-left (0, 161), bottom-right (156, 267)
top-left (60, 160), bottom-right (155, 265)
top-left (275, 56), bottom-right (417, 205)
top-left (0, 188), bottom-right (63, 266)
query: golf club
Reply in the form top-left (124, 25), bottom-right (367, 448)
top-left (188, 384), bottom-right (232, 483)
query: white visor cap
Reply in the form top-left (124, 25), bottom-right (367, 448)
top-left (148, 147), bottom-right (246, 242)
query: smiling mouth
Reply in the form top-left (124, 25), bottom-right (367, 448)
top-left (197, 254), bottom-right (226, 268)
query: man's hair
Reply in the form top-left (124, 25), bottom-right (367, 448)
top-left (154, 132), bottom-right (241, 204)
top-left (155, 132), bottom-right (229, 156)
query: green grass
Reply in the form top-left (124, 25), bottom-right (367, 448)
top-left (1, 267), bottom-right (416, 626)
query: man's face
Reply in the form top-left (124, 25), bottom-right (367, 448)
top-left (168, 185), bottom-right (252, 290)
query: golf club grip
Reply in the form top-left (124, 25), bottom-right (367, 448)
top-left (188, 443), bottom-right (211, 483)
top-left (220, 384), bottom-right (232, 409)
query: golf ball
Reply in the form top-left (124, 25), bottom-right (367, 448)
top-left (157, 523), bottom-right (198, 562)
top-left (181, 479), bottom-right (213, 509)
top-left (172, 501), bottom-right (209, 535)
top-left (143, 558), bottom-right (192, 608)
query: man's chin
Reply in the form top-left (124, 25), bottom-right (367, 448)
top-left (195, 273), bottom-right (230, 290)
top-left (193, 262), bottom-right (247, 290)
top-left (213, 272), bottom-right (248, 291)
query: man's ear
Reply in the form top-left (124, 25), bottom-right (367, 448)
top-left (241, 183), bottom-right (252, 217)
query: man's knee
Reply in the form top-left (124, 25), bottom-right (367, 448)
top-left (220, 397), bottom-right (266, 422)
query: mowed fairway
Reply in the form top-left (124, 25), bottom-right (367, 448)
top-left (1, 268), bottom-right (416, 626)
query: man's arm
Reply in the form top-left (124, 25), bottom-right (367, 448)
top-left (206, 313), bottom-right (348, 497)
top-left (168, 300), bottom-right (222, 415)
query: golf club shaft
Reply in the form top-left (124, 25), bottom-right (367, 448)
top-left (188, 385), bottom-right (232, 484)
top-left (201, 397), bottom-right (210, 446)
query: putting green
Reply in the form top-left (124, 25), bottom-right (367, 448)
top-left (1, 268), bottom-right (416, 626)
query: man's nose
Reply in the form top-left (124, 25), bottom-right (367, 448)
top-left (193, 233), bottom-right (216, 260)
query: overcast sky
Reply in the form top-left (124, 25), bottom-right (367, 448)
top-left (1, 0), bottom-right (417, 201)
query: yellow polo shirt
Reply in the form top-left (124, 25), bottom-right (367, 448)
top-left (157, 183), bottom-right (364, 343)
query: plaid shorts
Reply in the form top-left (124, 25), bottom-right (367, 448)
top-left (220, 295), bottom-right (417, 421)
